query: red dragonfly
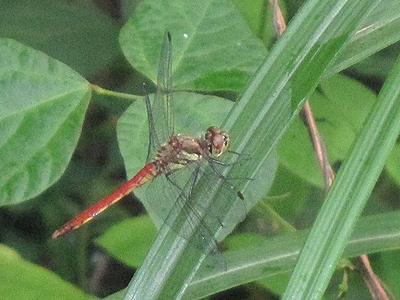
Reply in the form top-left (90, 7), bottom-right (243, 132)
top-left (53, 32), bottom-right (243, 255)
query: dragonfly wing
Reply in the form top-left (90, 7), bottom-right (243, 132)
top-left (144, 164), bottom-right (221, 256)
top-left (146, 31), bottom-right (173, 161)
top-left (144, 159), bottom-right (245, 269)
top-left (168, 167), bottom-right (221, 255)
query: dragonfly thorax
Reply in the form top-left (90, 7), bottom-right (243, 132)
top-left (153, 126), bottom-right (229, 174)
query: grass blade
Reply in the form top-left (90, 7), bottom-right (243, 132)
top-left (282, 43), bottom-right (400, 300)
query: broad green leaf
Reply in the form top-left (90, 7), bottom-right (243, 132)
top-left (231, 0), bottom-right (279, 45)
top-left (96, 215), bottom-right (157, 268)
top-left (0, 0), bottom-right (120, 77)
top-left (260, 165), bottom-right (313, 228)
top-left (279, 74), bottom-right (377, 187)
top-left (0, 244), bottom-right (95, 300)
top-left (119, 0), bottom-right (267, 93)
top-left (0, 39), bottom-right (90, 205)
top-left (376, 250), bottom-right (400, 297)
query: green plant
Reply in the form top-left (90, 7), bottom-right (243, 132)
top-left (1, 0), bottom-right (400, 299)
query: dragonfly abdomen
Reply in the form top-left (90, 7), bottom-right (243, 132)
top-left (52, 163), bottom-right (157, 238)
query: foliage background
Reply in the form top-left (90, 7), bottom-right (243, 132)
top-left (0, 0), bottom-right (400, 299)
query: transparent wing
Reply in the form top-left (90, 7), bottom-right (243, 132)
top-left (166, 166), bottom-right (221, 256)
top-left (144, 158), bottom-right (245, 268)
top-left (146, 31), bottom-right (173, 161)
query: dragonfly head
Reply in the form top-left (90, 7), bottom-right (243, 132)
top-left (205, 126), bottom-right (230, 157)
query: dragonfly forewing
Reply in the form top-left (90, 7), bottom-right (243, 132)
top-left (147, 31), bottom-right (174, 159)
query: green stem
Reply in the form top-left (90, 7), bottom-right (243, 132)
top-left (91, 84), bottom-right (141, 101)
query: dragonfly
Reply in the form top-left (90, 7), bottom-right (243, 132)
top-left (53, 32), bottom-right (243, 257)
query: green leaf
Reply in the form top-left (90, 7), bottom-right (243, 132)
top-left (119, 0), bottom-right (266, 93)
top-left (0, 0), bottom-right (120, 77)
top-left (231, 0), bottom-right (278, 45)
top-left (96, 215), bottom-right (157, 268)
top-left (376, 250), bottom-right (400, 297)
top-left (279, 74), bottom-right (377, 187)
top-left (0, 244), bottom-right (95, 299)
top-left (0, 39), bottom-right (90, 205)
